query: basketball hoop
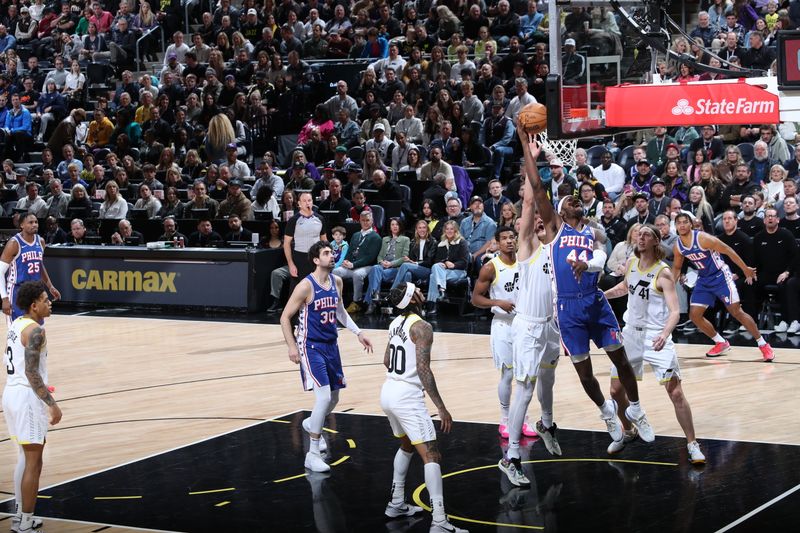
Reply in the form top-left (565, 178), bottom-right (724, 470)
top-left (538, 130), bottom-right (578, 168)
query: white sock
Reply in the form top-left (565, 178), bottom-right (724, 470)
top-left (756, 336), bottom-right (767, 347)
top-left (498, 366), bottom-right (513, 422)
top-left (14, 445), bottom-right (24, 518)
top-left (424, 462), bottom-right (446, 523)
top-left (507, 439), bottom-right (521, 460)
top-left (537, 366), bottom-right (556, 428)
top-left (20, 513), bottom-right (34, 530)
top-left (308, 384), bottom-right (333, 435)
top-left (391, 448), bottom-right (413, 505)
top-left (712, 333), bottom-right (725, 344)
top-left (601, 399), bottom-right (615, 418)
top-left (508, 378), bottom-right (534, 450)
top-left (310, 437), bottom-right (321, 455)
top-left (628, 400), bottom-right (642, 414)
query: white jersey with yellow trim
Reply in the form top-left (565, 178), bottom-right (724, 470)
top-left (4, 317), bottom-right (47, 387)
top-left (516, 243), bottom-right (554, 318)
top-left (386, 312), bottom-right (423, 389)
top-left (488, 255), bottom-right (518, 317)
top-left (623, 257), bottom-right (670, 330)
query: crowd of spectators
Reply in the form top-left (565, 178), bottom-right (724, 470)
top-left (1, 0), bottom-right (800, 322)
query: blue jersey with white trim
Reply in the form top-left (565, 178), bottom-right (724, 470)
top-left (676, 230), bottom-right (729, 279)
top-left (7, 233), bottom-right (44, 288)
top-left (298, 274), bottom-right (339, 343)
top-left (549, 223), bottom-right (598, 296)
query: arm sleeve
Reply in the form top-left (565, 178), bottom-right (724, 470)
top-left (0, 261), bottom-right (9, 298)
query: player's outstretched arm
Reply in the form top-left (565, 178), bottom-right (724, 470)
top-left (516, 122), bottom-right (557, 239)
top-left (0, 238), bottom-right (19, 315)
top-left (411, 320), bottom-right (452, 434)
top-left (654, 268), bottom-right (681, 351)
top-left (604, 258), bottom-right (632, 299)
top-left (698, 232), bottom-right (756, 283)
top-left (334, 276), bottom-right (373, 352)
top-left (23, 325), bottom-right (61, 425)
top-left (280, 279), bottom-right (312, 364)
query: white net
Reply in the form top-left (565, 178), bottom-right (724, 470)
top-left (538, 130), bottom-right (578, 168)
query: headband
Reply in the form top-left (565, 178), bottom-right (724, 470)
top-left (557, 196), bottom-right (569, 214)
top-left (397, 283), bottom-right (416, 309)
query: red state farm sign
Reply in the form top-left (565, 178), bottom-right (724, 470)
top-left (605, 80), bottom-right (779, 127)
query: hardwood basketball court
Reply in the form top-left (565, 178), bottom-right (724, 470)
top-left (1, 313), bottom-right (798, 532)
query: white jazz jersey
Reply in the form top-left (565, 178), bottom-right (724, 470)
top-left (385, 313), bottom-right (423, 388)
top-left (4, 317), bottom-right (47, 387)
top-left (516, 244), bottom-right (554, 318)
top-left (488, 256), bottom-right (519, 317)
top-left (3, 317), bottom-right (49, 445)
top-left (623, 258), bottom-right (670, 330)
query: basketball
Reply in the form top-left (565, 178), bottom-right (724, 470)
top-left (518, 102), bottom-right (548, 134)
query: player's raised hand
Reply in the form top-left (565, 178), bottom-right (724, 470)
top-left (288, 345), bottom-right (300, 364)
top-left (438, 407), bottom-right (453, 434)
top-left (743, 265), bottom-right (757, 284)
top-left (358, 332), bottom-right (373, 353)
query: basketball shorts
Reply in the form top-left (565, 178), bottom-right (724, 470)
top-left (298, 340), bottom-right (346, 392)
top-left (8, 283), bottom-right (24, 322)
top-left (556, 290), bottom-right (622, 357)
top-left (510, 314), bottom-right (560, 382)
top-left (2, 385), bottom-right (48, 445)
top-left (611, 326), bottom-right (681, 384)
top-left (380, 379), bottom-right (437, 445)
top-left (490, 316), bottom-right (515, 369)
top-left (690, 271), bottom-right (739, 308)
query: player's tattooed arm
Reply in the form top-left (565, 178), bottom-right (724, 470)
top-left (24, 326), bottom-right (55, 407)
top-left (412, 320), bottom-right (453, 433)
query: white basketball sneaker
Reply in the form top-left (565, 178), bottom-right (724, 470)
top-left (430, 520), bottom-right (469, 533)
top-left (11, 517), bottom-right (43, 533)
top-left (600, 399), bottom-right (624, 442)
top-left (687, 441), bottom-right (706, 465)
top-left (302, 417), bottom-right (327, 452)
top-left (607, 428), bottom-right (638, 454)
top-left (304, 451), bottom-right (331, 473)
top-left (498, 457), bottom-right (531, 488)
top-left (384, 501), bottom-right (424, 518)
top-left (625, 406), bottom-right (655, 442)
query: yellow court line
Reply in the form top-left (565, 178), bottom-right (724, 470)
top-left (330, 455), bottom-right (350, 466)
top-left (36, 495), bottom-right (51, 499)
top-left (94, 496), bottom-right (143, 500)
top-left (215, 501), bottom-right (231, 507)
top-left (322, 427), bottom-right (338, 434)
top-left (268, 419), bottom-right (290, 424)
top-left (188, 487), bottom-right (236, 495)
top-left (273, 473), bottom-right (308, 483)
top-left (412, 458), bottom-right (678, 529)
top-left (347, 439), bottom-right (356, 449)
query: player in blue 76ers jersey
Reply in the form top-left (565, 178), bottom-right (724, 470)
top-left (672, 212), bottom-right (774, 361)
top-left (1, 213), bottom-right (60, 323)
top-left (522, 132), bottom-right (655, 447)
top-left (280, 240), bottom-right (373, 473)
